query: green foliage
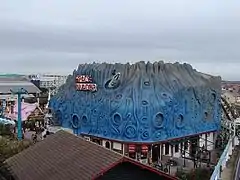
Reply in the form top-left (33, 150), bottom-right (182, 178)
top-left (0, 137), bottom-right (31, 160)
top-left (175, 168), bottom-right (188, 180)
top-left (0, 137), bottom-right (31, 180)
top-left (0, 161), bottom-right (15, 180)
top-left (0, 124), bottom-right (12, 137)
top-left (175, 167), bottom-right (213, 180)
top-left (0, 125), bottom-right (31, 180)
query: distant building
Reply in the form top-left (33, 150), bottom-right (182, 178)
top-left (28, 74), bottom-right (68, 95)
top-left (0, 75), bottom-right (41, 115)
top-left (0, 75), bottom-right (40, 95)
top-left (222, 91), bottom-right (237, 104)
top-left (222, 82), bottom-right (240, 104)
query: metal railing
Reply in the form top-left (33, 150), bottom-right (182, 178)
top-left (234, 155), bottom-right (240, 180)
top-left (210, 138), bottom-right (232, 180)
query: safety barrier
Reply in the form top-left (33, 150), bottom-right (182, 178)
top-left (210, 138), bottom-right (233, 180)
top-left (234, 155), bottom-right (240, 180)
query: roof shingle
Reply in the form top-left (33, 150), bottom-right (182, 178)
top-left (6, 131), bottom-right (178, 180)
top-left (0, 76), bottom-right (40, 94)
top-left (6, 131), bottom-right (123, 180)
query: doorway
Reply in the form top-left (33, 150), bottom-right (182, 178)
top-left (105, 141), bottom-right (111, 149)
top-left (189, 136), bottom-right (199, 157)
top-left (152, 144), bottom-right (160, 163)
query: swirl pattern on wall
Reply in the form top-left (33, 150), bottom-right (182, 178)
top-left (50, 61), bottom-right (221, 142)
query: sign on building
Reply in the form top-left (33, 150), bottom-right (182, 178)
top-left (75, 75), bottom-right (97, 92)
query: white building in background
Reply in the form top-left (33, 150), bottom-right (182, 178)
top-left (222, 91), bottom-right (240, 104)
top-left (28, 74), bottom-right (68, 95)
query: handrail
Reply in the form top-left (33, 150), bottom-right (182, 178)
top-left (234, 155), bottom-right (240, 180)
top-left (210, 138), bottom-right (232, 180)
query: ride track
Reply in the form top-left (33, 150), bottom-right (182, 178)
top-left (209, 96), bottom-right (240, 180)
top-left (176, 96), bottom-right (239, 170)
top-left (220, 96), bottom-right (240, 139)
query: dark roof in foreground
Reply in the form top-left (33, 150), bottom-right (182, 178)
top-left (0, 76), bottom-right (40, 94)
top-left (6, 131), bottom-right (177, 180)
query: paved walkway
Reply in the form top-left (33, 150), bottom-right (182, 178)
top-left (221, 146), bottom-right (240, 180)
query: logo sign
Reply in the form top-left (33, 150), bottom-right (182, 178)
top-left (75, 75), bottom-right (97, 92)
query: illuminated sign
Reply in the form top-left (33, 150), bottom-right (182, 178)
top-left (75, 75), bottom-right (97, 92)
top-left (128, 144), bottom-right (136, 153)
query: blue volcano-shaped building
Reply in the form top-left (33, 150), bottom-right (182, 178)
top-left (49, 61), bottom-right (221, 143)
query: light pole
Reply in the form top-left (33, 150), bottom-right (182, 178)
top-left (10, 88), bottom-right (28, 140)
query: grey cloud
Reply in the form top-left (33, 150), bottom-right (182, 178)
top-left (0, 0), bottom-right (240, 80)
top-left (1, 25), bottom-right (239, 61)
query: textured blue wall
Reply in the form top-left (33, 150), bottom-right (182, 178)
top-left (50, 61), bottom-right (221, 143)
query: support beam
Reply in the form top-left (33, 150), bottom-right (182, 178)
top-left (17, 93), bottom-right (22, 140)
top-left (10, 88), bottom-right (28, 141)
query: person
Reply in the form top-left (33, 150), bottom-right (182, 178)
top-left (13, 120), bottom-right (17, 133)
top-left (148, 156), bottom-right (152, 165)
top-left (46, 130), bottom-right (50, 135)
top-left (22, 121), bottom-right (26, 133)
top-left (41, 127), bottom-right (47, 140)
top-left (32, 133), bottom-right (37, 144)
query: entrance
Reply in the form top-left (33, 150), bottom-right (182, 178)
top-left (152, 144), bottom-right (160, 163)
top-left (189, 136), bottom-right (199, 157)
top-left (105, 141), bottom-right (111, 149)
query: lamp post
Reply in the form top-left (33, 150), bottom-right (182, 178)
top-left (10, 88), bottom-right (28, 140)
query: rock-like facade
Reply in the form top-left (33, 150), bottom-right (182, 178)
top-left (49, 61), bottom-right (221, 143)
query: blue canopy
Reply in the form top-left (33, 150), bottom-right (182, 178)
top-left (0, 117), bottom-right (15, 125)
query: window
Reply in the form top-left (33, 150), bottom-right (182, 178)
top-left (105, 141), bottom-right (110, 149)
top-left (184, 142), bottom-right (188, 150)
top-left (175, 144), bottom-right (179, 153)
top-left (165, 143), bottom-right (169, 155)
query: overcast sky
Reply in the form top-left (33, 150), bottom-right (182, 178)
top-left (0, 1), bottom-right (240, 80)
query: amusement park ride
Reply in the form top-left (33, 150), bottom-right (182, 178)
top-left (127, 95), bottom-right (240, 175)
top-left (41, 91), bottom-right (240, 177)
top-left (181, 96), bottom-right (240, 168)
top-left (209, 96), bottom-right (240, 179)
top-left (0, 88), bottom-right (28, 140)
top-left (1, 84), bottom-right (240, 177)
top-left (220, 96), bottom-right (240, 141)
top-left (148, 95), bottom-right (240, 177)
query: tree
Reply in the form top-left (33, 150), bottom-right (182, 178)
top-left (0, 160), bottom-right (16, 180)
top-left (0, 124), bottom-right (12, 137)
top-left (0, 124), bottom-right (31, 180)
top-left (175, 167), bottom-right (213, 180)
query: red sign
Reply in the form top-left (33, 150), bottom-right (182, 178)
top-left (76, 75), bottom-right (92, 83)
top-left (75, 75), bottom-right (97, 92)
top-left (128, 145), bottom-right (136, 153)
top-left (141, 145), bottom-right (148, 153)
top-left (76, 83), bottom-right (97, 91)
